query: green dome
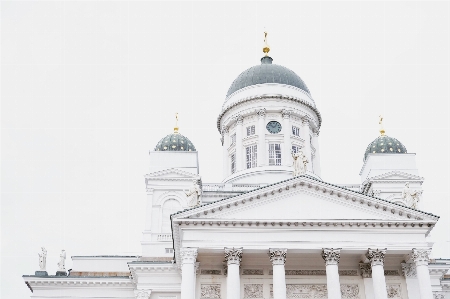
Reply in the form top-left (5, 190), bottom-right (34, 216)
top-left (364, 135), bottom-right (407, 161)
top-left (154, 133), bottom-right (196, 152)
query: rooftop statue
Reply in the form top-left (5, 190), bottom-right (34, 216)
top-left (38, 247), bottom-right (47, 271)
top-left (292, 151), bottom-right (308, 177)
top-left (185, 178), bottom-right (202, 207)
top-left (402, 182), bottom-right (421, 209)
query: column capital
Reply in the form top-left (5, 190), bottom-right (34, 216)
top-left (359, 262), bottom-right (372, 278)
top-left (134, 289), bottom-right (152, 299)
top-left (281, 109), bottom-right (292, 119)
top-left (411, 248), bottom-right (431, 266)
top-left (269, 248), bottom-right (287, 265)
top-left (321, 248), bottom-right (341, 265)
top-left (301, 117), bottom-right (310, 126)
top-left (224, 247), bottom-right (243, 266)
top-left (366, 248), bottom-right (386, 266)
top-left (180, 248), bottom-right (198, 266)
top-left (401, 262), bottom-right (417, 278)
top-left (256, 108), bottom-right (266, 118)
top-left (194, 262), bottom-right (200, 275)
top-left (312, 129), bottom-right (320, 137)
top-left (234, 114), bottom-right (244, 125)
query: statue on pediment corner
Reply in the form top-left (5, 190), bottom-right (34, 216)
top-left (292, 151), bottom-right (308, 177)
top-left (185, 177), bottom-right (202, 207)
top-left (402, 183), bottom-right (421, 209)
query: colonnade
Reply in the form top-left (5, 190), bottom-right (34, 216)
top-left (179, 247), bottom-right (433, 299)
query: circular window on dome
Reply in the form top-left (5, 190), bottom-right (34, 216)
top-left (266, 121), bottom-right (282, 134)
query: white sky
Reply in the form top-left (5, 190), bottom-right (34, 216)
top-left (1, 1), bottom-right (449, 298)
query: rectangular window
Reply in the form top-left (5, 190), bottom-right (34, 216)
top-left (165, 248), bottom-right (174, 254)
top-left (292, 145), bottom-right (301, 154)
top-left (246, 125), bottom-right (255, 136)
top-left (230, 133), bottom-right (236, 145)
top-left (231, 152), bottom-right (236, 174)
top-left (292, 126), bottom-right (300, 136)
top-left (268, 143), bottom-right (282, 166)
top-left (246, 145), bottom-right (257, 169)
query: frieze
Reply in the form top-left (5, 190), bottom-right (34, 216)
top-left (270, 284), bottom-right (328, 299)
top-left (244, 284), bottom-right (263, 298)
top-left (201, 269), bottom-right (221, 275)
top-left (386, 284), bottom-right (401, 299)
top-left (242, 269), bottom-right (264, 275)
top-left (135, 289), bottom-right (152, 299)
top-left (384, 270), bottom-right (400, 276)
top-left (268, 270), bottom-right (357, 276)
top-left (201, 284), bottom-right (221, 299)
top-left (341, 284), bottom-right (360, 299)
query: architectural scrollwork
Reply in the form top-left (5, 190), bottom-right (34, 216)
top-left (256, 108), bottom-right (266, 118)
top-left (386, 284), bottom-right (401, 299)
top-left (359, 263), bottom-right (372, 278)
top-left (244, 284), bottom-right (263, 298)
top-left (134, 289), bottom-right (152, 299)
top-left (224, 247), bottom-right (243, 265)
top-left (341, 284), bottom-right (360, 299)
top-left (411, 248), bottom-right (431, 266)
top-left (401, 263), bottom-right (417, 277)
top-left (321, 248), bottom-right (341, 265)
top-left (433, 292), bottom-right (445, 299)
top-left (269, 248), bottom-right (287, 265)
top-left (281, 109), bottom-right (292, 119)
top-left (180, 248), bottom-right (198, 266)
top-left (200, 284), bottom-right (221, 299)
top-left (366, 248), bottom-right (386, 266)
top-left (234, 114), bottom-right (244, 125)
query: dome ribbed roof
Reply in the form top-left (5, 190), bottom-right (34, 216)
top-left (226, 56), bottom-right (310, 97)
top-left (364, 135), bottom-right (407, 161)
top-left (154, 133), bottom-right (196, 152)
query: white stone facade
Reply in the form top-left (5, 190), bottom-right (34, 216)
top-left (22, 56), bottom-right (450, 299)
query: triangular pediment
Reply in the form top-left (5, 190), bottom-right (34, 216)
top-left (145, 168), bottom-right (199, 180)
top-left (172, 175), bottom-right (437, 222)
top-left (367, 171), bottom-right (424, 182)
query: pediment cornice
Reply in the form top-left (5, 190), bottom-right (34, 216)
top-left (145, 168), bottom-right (199, 181)
top-left (172, 175), bottom-right (438, 222)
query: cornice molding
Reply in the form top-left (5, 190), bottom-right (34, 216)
top-left (218, 94), bottom-right (322, 133)
top-left (172, 176), bottom-right (438, 222)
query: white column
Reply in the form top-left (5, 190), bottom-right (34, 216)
top-left (270, 248), bottom-right (287, 299)
top-left (311, 130), bottom-right (321, 176)
top-left (300, 117), bottom-right (312, 172)
top-left (411, 249), bottom-right (433, 299)
top-left (235, 115), bottom-right (244, 172)
top-left (282, 110), bottom-right (292, 166)
top-left (180, 248), bottom-right (198, 299)
top-left (402, 263), bottom-right (421, 299)
top-left (225, 247), bottom-right (243, 299)
top-left (366, 248), bottom-right (388, 299)
top-left (360, 263), bottom-right (375, 299)
top-left (257, 109), bottom-right (266, 167)
top-left (322, 248), bottom-right (342, 299)
top-left (194, 262), bottom-right (200, 299)
top-left (222, 126), bottom-right (229, 178)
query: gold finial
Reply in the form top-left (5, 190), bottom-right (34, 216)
top-left (263, 31), bottom-right (270, 56)
top-left (174, 113), bottom-right (179, 134)
top-left (379, 115), bottom-right (385, 136)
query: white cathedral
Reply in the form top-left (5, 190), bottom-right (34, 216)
top-left (23, 38), bottom-right (449, 299)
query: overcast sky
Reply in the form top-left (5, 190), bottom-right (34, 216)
top-left (2, 1), bottom-right (450, 298)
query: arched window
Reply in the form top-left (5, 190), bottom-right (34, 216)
top-left (161, 199), bottom-right (182, 233)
